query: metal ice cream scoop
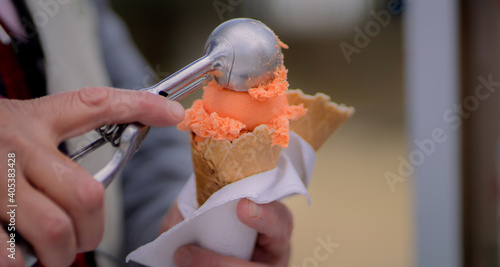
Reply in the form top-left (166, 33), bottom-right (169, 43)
top-left (70, 18), bottom-right (283, 187)
top-left (145, 17), bottom-right (283, 97)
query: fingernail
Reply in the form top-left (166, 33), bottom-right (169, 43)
top-left (248, 199), bottom-right (261, 218)
top-left (174, 246), bottom-right (192, 267)
top-left (169, 100), bottom-right (185, 120)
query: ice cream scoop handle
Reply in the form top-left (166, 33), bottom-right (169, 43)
top-left (144, 55), bottom-right (213, 97)
top-left (168, 76), bottom-right (207, 101)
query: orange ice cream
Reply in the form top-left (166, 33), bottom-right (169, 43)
top-left (178, 50), bottom-right (306, 148)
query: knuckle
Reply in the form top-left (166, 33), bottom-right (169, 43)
top-left (0, 128), bottom-right (34, 159)
top-left (266, 205), bottom-right (281, 225)
top-left (273, 233), bottom-right (289, 249)
top-left (0, 253), bottom-right (23, 267)
top-left (76, 87), bottom-right (110, 109)
top-left (41, 213), bottom-right (73, 247)
top-left (0, 129), bottom-right (25, 148)
top-left (271, 202), bottom-right (293, 233)
top-left (0, 234), bottom-right (18, 266)
top-left (40, 252), bottom-right (75, 267)
top-left (78, 229), bottom-right (102, 253)
top-left (76, 179), bottom-right (104, 213)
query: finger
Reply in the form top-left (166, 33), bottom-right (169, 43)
top-left (174, 245), bottom-right (267, 267)
top-left (14, 177), bottom-right (77, 267)
top-left (33, 87), bottom-right (185, 142)
top-left (0, 227), bottom-right (24, 267)
top-left (236, 199), bottom-right (292, 263)
top-left (23, 145), bottom-right (104, 253)
top-left (159, 201), bottom-right (184, 233)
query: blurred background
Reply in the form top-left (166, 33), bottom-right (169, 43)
top-left (109, 0), bottom-right (409, 266)
top-left (108, 0), bottom-right (500, 266)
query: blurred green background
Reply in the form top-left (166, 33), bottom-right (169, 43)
top-left (110, 1), bottom-right (411, 266)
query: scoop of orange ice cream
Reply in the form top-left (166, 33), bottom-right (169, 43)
top-left (202, 81), bottom-right (288, 131)
top-left (247, 64), bottom-right (288, 101)
top-left (177, 60), bottom-right (306, 147)
top-left (178, 99), bottom-right (246, 141)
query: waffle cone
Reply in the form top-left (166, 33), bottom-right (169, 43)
top-left (191, 125), bottom-right (282, 206)
top-left (287, 89), bottom-right (354, 151)
top-left (192, 89), bottom-right (353, 206)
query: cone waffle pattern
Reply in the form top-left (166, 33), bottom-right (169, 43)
top-left (192, 89), bottom-right (354, 205)
top-left (287, 89), bottom-right (354, 151)
top-left (191, 125), bottom-right (282, 205)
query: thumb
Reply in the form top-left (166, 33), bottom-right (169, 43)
top-left (33, 87), bottom-right (185, 142)
top-left (159, 201), bottom-right (184, 233)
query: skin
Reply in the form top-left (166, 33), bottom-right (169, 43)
top-left (160, 199), bottom-right (293, 267)
top-left (0, 87), bottom-right (185, 267)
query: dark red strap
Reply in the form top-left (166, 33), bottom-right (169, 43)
top-left (0, 31), bottom-right (31, 99)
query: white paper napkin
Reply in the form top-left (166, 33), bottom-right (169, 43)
top-left (126, 132), bottom-right (316, 267)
